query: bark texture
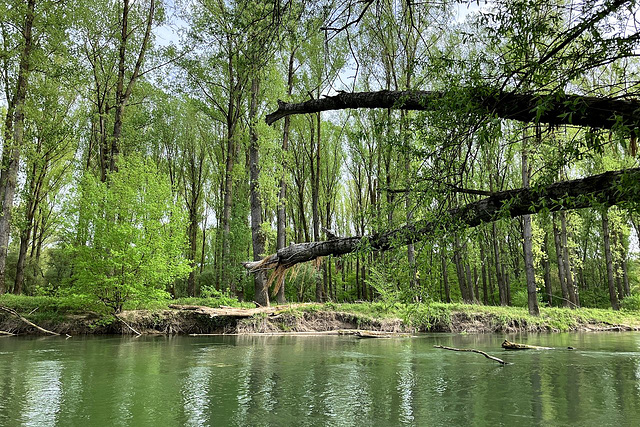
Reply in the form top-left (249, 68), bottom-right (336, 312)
top-left (266, 89), bottom-right (640, 130)
top-left (244, 168), bottom-right (640, 272)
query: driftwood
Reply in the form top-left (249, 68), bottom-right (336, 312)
top-left (266, 89), bottom-right (640, 130)
top-left (434, 345), bottom-right (508, 365)
top-left (168, 303), bottom-right (310, 318)
top-left (116, 314), bottom-right (142, 336)
top-left (0, 305), bottom-right (59, 336)
top-left (244, 168), bottom-right (640, 272)
top-left (501, 339), bottom-right (550, 350)
top-left (0, 330), bottom-right (15, 336)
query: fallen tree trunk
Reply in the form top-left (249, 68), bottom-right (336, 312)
top-left (266, 88), bottom-right (640, 130)
top-left (434, 345), bottom-right (508, 365)
top-left (501, 339), bottom-right (551, 350)
top-left (244, 168), bottom-right (640, 272)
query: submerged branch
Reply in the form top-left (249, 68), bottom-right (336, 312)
top-left (243, 168), bottom-right (640, 272)
top-left (434, 345), bottom-right (508, 365)
top-left (266, 89), bottom-right (640, 130)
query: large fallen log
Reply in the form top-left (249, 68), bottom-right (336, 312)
top-left (244, 168), bottom-right (640, 272)
top-left (266, 89), bottom-right (640, 130)
top-left (501, 339), bottom-right (552, 350)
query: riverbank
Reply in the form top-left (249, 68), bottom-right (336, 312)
top-left (2, 295), bottom-right (640, 336)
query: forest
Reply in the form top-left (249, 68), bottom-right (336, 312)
top-left (1, 0), bottom-right (640, 318)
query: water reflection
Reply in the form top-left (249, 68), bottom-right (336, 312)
top-left (22, 359), bottom-right (62, 427)
top-left (0, 333), bottom-right (640, 426)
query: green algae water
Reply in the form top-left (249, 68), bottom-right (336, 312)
top-left (1, 333), bottom-right (640, 426)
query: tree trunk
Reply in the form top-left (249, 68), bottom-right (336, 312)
top-left (15, 154), bottom-right (45, 294)
top-left (0, 0), bottom-right (35, 294)
top-left (481, 247), bottom-right (488, 305)
top-left (249, 77), bottom-right (268, 307)
top-left (441, 245), bottom-right (451, 303)
top-left (620, 231), bottom-right (631, 297)
top-left (553, 213), bottom-right (570, 307)
top-left (266, 88), bottom-right (640, 130)
top-left (492, 223), bottom-right (507, 306)
top-left (187, 205), bottom-right (198, 297)
top-left (244, 168), bottom-right (640, 273)
top-left (454, 235), bottom-right (468, 302)
top-left (602, 208), bottom-right (620, 310)
top-left (521, 127), bottom-right (539, 315)
top-left (542, 231), bottom-right (553, 305)
top-left (560, 211), bottom-right (578, 306)
top-left (221, 37), bottom-right (240, 297)
top-left (275, 47), bottom-right (296, 305)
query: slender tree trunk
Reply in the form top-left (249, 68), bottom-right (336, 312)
top-left (249, 77), bottom-right (268, 307)
top-left (619, 231), bottom-right (631, 297)
top-left (454, 235), bottom-right (470, 302)
top-left (200, 213), bottom-right (207, 274)
top-left (221, 40), bottom-right (239, 297)
top-left (187, 205), bottom-right (198, 297)
top-left (15, 156), bottom-right (45, 294)
top-left (560, 211), bottom-right (578, 306)
top-left (465, 263), bottom-right (473, 302)
top-left (552, 213), bottom-right (570, 307)
top-left (441, 245), bottom-right (451, 303)
top-left (542, 231), bottom-right (553, 306)
top-left (110, 0), bottom-right (155, 173)
top-left (473, 265), bottom-right (480, 303)
top-left (275, 47), bottom-right (296, 304)
top-left (602, 209), bottom-right (619, 310)
top-left (481, 248), bottom-right (488, 305)
top-left (492, 223), bottom-right (506, 306)
top-left (522, 127), bottom-right (539, 315)
top-left (0, 0), bottom-right (35, 294)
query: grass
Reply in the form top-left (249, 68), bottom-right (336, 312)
top-left (2, 294), bottom-right (640, 333)
top-left (281, 301), bottom-right (640, 332)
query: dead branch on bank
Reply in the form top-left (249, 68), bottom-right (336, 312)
top-left (115, 314), bottom-right (142, 336)
top-left (434, 345), bottom-right (509, 365)
top-left (0, 305), bottom-right (59, 336)
top-left (0, 330), bottom-right (15, 336)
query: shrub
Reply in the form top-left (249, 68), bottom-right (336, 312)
top-left (69, 156), bottom-right (191, 313)
top-left (621, 294), bottom-right (640, 311)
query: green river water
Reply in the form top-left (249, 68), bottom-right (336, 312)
top-left (1, 332), bottom-right (639, 426)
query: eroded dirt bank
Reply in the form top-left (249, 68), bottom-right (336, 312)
top-left (2, 304), bottom-right (639, 336)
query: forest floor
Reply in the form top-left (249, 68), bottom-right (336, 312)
top-left (2, 295), bottom-right (640, 336)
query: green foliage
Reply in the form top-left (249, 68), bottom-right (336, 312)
top-left (0, 294), bottom-right (98, 314)
top-left (69, 156), bottom-right (191, 313)
top-left (621, 294), bottom-right (640, 311)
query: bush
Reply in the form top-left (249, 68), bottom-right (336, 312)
top-left (621, 294), bottom-right (640, 311)
top-left (69, 156), bottom-right (191, 313)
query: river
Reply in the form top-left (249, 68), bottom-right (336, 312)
top-left (1, 332), bottom-right (639, 426)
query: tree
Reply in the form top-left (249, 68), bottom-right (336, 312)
top-left (71, 156), bottom-right (191, 313)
